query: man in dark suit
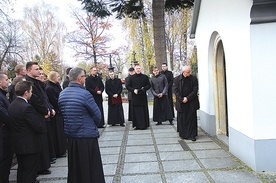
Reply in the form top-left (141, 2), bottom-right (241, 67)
top-left (0, 72), bottom-right (13, 183)
top-left (9, 81), bottom-right (46, 183)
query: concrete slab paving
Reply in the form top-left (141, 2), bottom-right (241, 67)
top-left (125, 145), bottom-right (156, 153)
top-left (101, 154), bottom-right (120, 164)
top-left (126, 139), bottom-right (154, 146)
top-left (193, 149), bottom-right (231, 159)
top-left (165, 172), bottom-right (210, 183)
top-left (200, 157), bottom-right (240, 169)
top-left (121, 174), bottom-right (162, 183)
top-left (208, 170), bottom-right (261, 183)
top-left (9, 101), bottom-right (272, 183)
top-left (124, 153), bottom-right (158, 162)
top-left (156, 144), bottom-right (184, 152)
top-left (100, 146), bottom-right (121, 155)
top-left (155, 137), bottom-right (180, 144)
top-left (187, 142), bottom-right (221, 150)
top-left (162, 159), bottom-right (201, 172)
top-left (159, 151), bottom-right (194, 161)
top-left (123, 162), bottom-right (160, 174)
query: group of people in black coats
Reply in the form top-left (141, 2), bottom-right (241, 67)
top-left (0, 61), bottom-right (199, 183)
top-left (0, 62), bottom-right (67, 183)
top-left (125, 63), bottom-right (199, 142)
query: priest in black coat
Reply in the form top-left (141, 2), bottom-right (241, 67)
top-left (85, 66), bottom-right (105, 128)
top-left (46, 71), bottom-right (67, 158)
top-left (105, 71), bottom-right (125, 126)
top-left (161, 63), bottom-right (175, 118)
top-left (126, 64), bottom-right (151, 130)
top-left (174, 65), bottom-right (199, 141)
top-left (25, 62), bottom-right (52, 175)
top-left (150, 67), bottom-right (173, 125)
top-left (125, 67), bottom-right (135, 121)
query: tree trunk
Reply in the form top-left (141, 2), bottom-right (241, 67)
top-left (152, 0), bottom-right (167, 70)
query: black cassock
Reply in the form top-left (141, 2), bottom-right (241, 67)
top-left (67, 138), bottom-right (105, 183)
top-left (161, 70), bottom-right (175, 118)
top-left (126, 73), bottom-right (151, 129)
top-left (105, 78), bottom-right (124, 125)
top-left (174, 74), bottom-right (199, 139)
top-left (85, 75), bottom-right (105, 127)
top-left (150, 74), bottom-right (173, 123)
top-left (46, 81), bottom-right (67, 157)
top-left (125, 75), bottom-right (133, 121)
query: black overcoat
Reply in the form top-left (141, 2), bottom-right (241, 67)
top-left (126, 73), bottom-right (151, 105)
top-left (85, 75), bottom-right (104, 104)
top-left (174, 74), bottom-right (199, 113)
top-left (105, 78), bottom-right (123, 105)
top-left (161, 70), bottom-right (175, 117)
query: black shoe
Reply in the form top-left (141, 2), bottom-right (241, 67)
top-left (156, 122), bottom-right (161, 125)
top-left (37, 169), bottom-right (51, 175)
top-left (169, 120), bottom-right (174, 125)
top-left (50, 160), bottom-right (56, 164)
top-left (57, 153), bottom-right (66, 158)
top-left (191, 137), bottom-right (196, 141)
top-left (112, 124), bottom-right (116, 126)
top-left (120, 124), bottom-right (125, 127)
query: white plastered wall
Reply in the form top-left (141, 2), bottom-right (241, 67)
top-left (195, 0), bottom-right (255, 138)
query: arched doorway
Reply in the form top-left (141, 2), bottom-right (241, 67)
top-left (213, 39), bottom-right (229, 136)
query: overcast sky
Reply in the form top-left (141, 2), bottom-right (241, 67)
top-left (12, 0), bottom-right (127, 67)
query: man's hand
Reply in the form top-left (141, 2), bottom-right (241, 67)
top-left (97, 90), bottom-right (102, 94)
top-left (45, 110), bottom-right (50, 118)
top-left (113, 94), bottom-right (118, 98)
top-left (134, 89), bottom-right (138, 95)
top-left (182, 97), bottom-right (188, 103)
top-left (51, 109), bottom-right (56, 116)
top-left (157, 93), bottom-right (163, 98)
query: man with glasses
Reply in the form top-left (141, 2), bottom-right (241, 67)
top-left (59, 67), bottom-right (105, 183)
top-left (85, 66), bottom-right (105, 128)
top-left (174, 65), bottom-right (200, 141)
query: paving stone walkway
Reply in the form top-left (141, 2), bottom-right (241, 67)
top-left (9, 102), bottom-right (275, 183)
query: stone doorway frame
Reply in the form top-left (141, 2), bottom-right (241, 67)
top-left (212, 35), bottom-right (229, 136)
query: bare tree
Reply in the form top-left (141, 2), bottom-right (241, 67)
top-left (0, 0), bottom-right (25, 70)
top-left (66, 8), bottom-right (112, 65)
top-left (21, 2), bottom-right (65, 74)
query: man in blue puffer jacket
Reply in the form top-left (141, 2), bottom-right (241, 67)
top-left (58, 67), bottom-right (105, 183)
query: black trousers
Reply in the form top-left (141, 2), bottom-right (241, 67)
top-left (16, 153), bottom-right (40, 183)
top-left (0, 135), bottom-right (12, 183)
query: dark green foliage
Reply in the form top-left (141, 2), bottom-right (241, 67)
top-left (165, 0), bottom-right (194, 12)
top-left (81, 0), bottom-right (112, 18)
top-left (81, 0), bottom-right (194, 19)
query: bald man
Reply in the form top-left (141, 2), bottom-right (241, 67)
top-left (174, 66), bottom-right (200, 141)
